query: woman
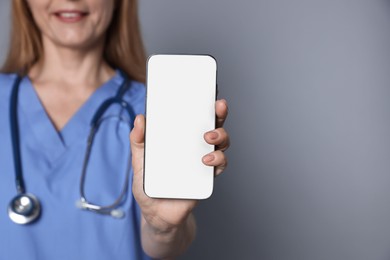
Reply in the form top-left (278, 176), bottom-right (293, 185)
top-left (0, 0), bottom-right (229, 259)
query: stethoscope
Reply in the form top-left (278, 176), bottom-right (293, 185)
top-left (8, 71), bottom-right (135, 225)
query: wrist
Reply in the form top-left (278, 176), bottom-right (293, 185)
top-left (142, 213), bottom-right (192, 241)
top-left (141, 213), bottom-right (197, 258)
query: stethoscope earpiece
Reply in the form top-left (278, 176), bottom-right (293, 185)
top-left (8, 193), bottom-right (41, 225)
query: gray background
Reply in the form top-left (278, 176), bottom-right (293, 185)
top-left (2, 1), bottom-right (390, 259)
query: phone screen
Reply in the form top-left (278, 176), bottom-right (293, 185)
top-left (143, 54), bottom-right (217, 199)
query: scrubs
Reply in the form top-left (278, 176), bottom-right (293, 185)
top-left (0, 71), bottom-right (151, 260)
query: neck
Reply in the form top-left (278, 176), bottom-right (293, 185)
top-left (26, 38), bottom-right (117, 131)
top-left (28, 37), bottom-right (115, 89)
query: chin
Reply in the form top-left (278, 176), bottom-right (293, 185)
top-left (52, 36), bottom-right (102, 51)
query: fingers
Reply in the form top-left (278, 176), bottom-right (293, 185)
top-left (204, 128), bottom-right (230, 151)
top-left (216, 99), bottom-right (228, 128)
top-left (202, 150), bottom-right (228, 177)
top-left (204, 99), bottom-right (230, 177)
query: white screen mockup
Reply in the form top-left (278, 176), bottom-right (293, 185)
top-left (144, 54), bottom-right (217, 199)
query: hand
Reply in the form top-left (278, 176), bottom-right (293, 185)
top-left (130, 99), bottom-right (230, 233)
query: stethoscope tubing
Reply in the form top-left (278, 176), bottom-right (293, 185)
top-left (8, 70), bottom-right (135, 224)
top-left (10, 75), bottom-right (26, 194)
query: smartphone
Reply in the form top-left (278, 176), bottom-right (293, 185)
top-left (143, 54), bottom-right (217, 199)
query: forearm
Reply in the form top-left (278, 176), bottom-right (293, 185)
top-left (141, 213), bottom-right (196, 259)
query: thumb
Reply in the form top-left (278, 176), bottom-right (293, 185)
top-left (130, 114), bottom-right (145, 177)
top-left (130, 114), bottom-right (145, 148)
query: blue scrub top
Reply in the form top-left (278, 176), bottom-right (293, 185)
top-left (0, 72), bottom-right (152, 260)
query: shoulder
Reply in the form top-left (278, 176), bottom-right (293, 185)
top-left (0, 73), bottom-right (18, 130)
top-left (0, 73), bottom-right (17, 92)
top-left (0, 73), bottom-right (18, 107)
top-left (123, 80), bottom-right (146, 115)
top-left (128, 80), bottom-right (146, 102)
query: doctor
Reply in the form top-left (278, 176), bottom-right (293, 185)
top-left (0, 0), bottom-right (229, 259)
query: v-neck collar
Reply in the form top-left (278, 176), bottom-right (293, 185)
top-left (18, 71), bottom-right (124, 164)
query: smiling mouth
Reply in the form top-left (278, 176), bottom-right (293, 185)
top-left (54, 11), bottom-right (89, 22)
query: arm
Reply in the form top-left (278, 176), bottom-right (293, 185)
top-left (130, 100), bottom-right (229, 259)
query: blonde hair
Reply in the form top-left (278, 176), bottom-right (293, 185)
top-left (1, 0), bottom-right (147, 83)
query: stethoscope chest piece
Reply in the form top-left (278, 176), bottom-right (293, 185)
top-left (8, 193), bottom-right (41, 225)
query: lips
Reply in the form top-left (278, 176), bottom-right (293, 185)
top-left (54, 10), bottom-right (89, 23)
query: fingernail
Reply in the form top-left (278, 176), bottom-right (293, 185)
top-left (208, 131), bottom-right (218, 140)
top-left (203, 154), bottom-right (215, 163)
